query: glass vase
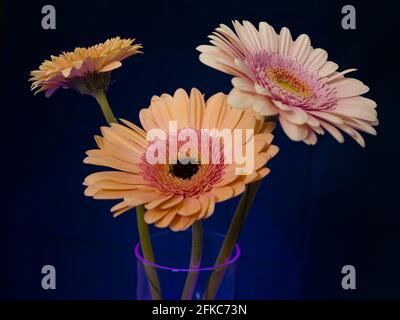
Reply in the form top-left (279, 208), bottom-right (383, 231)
top-left (135, 230), bottom-right (240, 300)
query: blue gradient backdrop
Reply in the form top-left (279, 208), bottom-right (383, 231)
top-left (1, 0), bottom-right (399, 299)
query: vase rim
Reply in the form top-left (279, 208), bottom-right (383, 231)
top-left (134, 230), bottom-right (241, 272)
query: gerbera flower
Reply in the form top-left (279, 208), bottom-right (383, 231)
top-left (30, 37), bottom-right (142, 97)
top-left (83, 88), bottom-right (278, 231)
top-left (197, 21), bottom-right (378, 146)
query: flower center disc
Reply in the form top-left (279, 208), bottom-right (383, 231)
top-left (140, 129), bottom-right (225, 197)
top-left (169, 161), bottom-right (200, 180)
top-left (266, 67), bottom-right (313, 99)
top-left (246, 51), bottom-right (338, 110)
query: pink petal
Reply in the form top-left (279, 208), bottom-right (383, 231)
top-left (279, 116), bottom-right (309, 141)
top-left (278, 27), bottom-right (292, 57)
top-left (330, 78), bottom-right (369, 98)
top-left (291, 34), bottom-right (311, 64)
top-left (258, 22), bottom-right (278, 53)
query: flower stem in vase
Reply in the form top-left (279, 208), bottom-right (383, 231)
top-left (181, 221), bottom-right (203, 300)
top-left (93, 91), bottom-right (161, 300)
top-left (203, 179), bottom-right (262, 300)
top-left (137, 205), bottom-right (162, 300)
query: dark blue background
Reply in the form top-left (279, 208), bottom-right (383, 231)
top-left (1, 0), bottom-right (399, 299)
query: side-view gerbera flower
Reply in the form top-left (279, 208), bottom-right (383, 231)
top-left (83, 88), bottom-right (278, 231)
top-left (197, 20), bottom-right (378, 146)
top-left (29, 37), bottom-right (142, 98)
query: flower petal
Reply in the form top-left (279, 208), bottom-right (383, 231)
top-left (279, 116), bottom-right (309, 141)
top-left (291, 34), bottom-right (311, 64)
top-left (258, 22), bottom-right (278, 53)
top-left (278, 27), bottom-right (292, 57)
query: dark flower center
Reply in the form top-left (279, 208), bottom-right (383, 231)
top-left (169, 160), bottom-right (200, 180)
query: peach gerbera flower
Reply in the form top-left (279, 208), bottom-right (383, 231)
top-left (30, 37), bottom-right (142, 97)
top-left (197, 21), bottom-right (378, 146)
top-left (83, 88), bottom-right (278, 231)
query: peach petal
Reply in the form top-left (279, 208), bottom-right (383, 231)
top-left (111, 202), bottom-right (131, 218)
top-left (212, 186), bottom-right (234, 202)
top-left (261, 121), bottom-right (276, 134)
top-left (255, 167), bottom-right (271, 181)
top-left (265, 144), bottom-right (280, 159)
top-left (232, 183), bottom-right (246, 196)
top-left (119, 119), bottom-right (147, 137)
top-left (144, 207), bottom-right (171, 224)
top-left (124, 191), bottom-right (162, 207)
top-left (172, 89), bottom-right (190, 129)
top-left (254, 134), bottom-right (271, 153)
top-left (160, 196), bottom-right (184, 209)
top-left (178, 198), bottom-right (202, 216)
top-left (218, 107), bottom-right (243, 130)
top-left (197, 195), bottom-right (210, 220)
top-left (170, 216), bottom-right (195, 232)
top-left (155, 210), bottom-right (178, 228)
top-left (89, 180), bottom-right (138, 190)
top-left (213, 173), bottom-right (239, 188)
top-left (84, 171), bottom-right (145, 185)
top-left (149, 100), bottom-right (173, 132)
top-left (241, 171), bottom-right (257, 184)
top-left (145, 194), bottom-right (174, 210)
top-left (110, 123), bottom-right (147, 150)
top-left (100, 61), bottom-right (122, 72)
top-left (84, 186), bottom-right (100, 197)
top-left (203, 93), bottom-right (227, 129)
top-left (205, 199), bottom-right (216, 218)
top-left (189, 88), bottom-right (206, 129)
top-left (93, 190), bottom-right (132, 200)
top-left (83, 155), bottom-right (141, 174)
top-left (139, 109), bottom-right (159, 131)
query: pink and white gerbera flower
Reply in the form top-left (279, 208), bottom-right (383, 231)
top-left (197, 20), bottom-right (378, 146)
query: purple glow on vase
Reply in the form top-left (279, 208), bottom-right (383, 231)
top-left (134, 233), bottom-right (241, 273)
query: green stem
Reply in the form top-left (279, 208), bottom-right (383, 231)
top-left (94, 90), bottom-right (118, 124)
top-left (203, 180), bottom-right (263, 300)
top-left (181, 221), bottom-right (203, 300)
top-left (137, 205), bottom-right (162, 300)
top-left (92, 92), bottom-right (161, 299)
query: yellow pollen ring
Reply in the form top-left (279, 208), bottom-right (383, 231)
top-left (266, 67), bottom-right (313, 99)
